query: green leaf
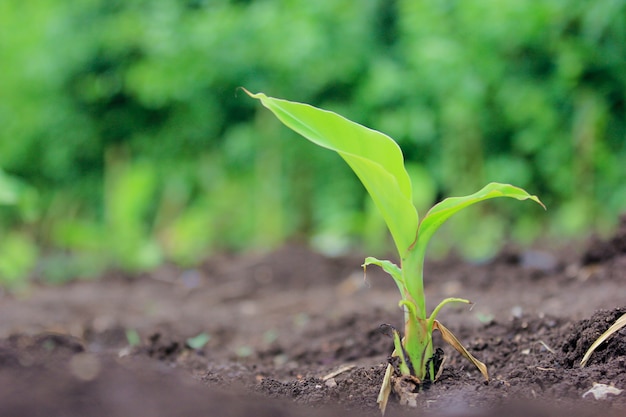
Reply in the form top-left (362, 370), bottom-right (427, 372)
top-left (186, 332), bottom-right (211, 350)
top-left (389, 325), bottom-right (412, 376)
top-left (244, 90), bottom-right (418, 256)
top-left (125, 329), bottom-right (141, 347)
top-left (427, 297), bottom-right (471, 328)
top-left (415, 182), bottom-right (545, 256)
top-left (363, 256), bottom-right (404, 295)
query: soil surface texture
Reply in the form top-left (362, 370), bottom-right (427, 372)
top-left (2, 216), bottom-right (626, 416)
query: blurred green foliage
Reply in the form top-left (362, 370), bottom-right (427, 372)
top-left (1, 0), bottom-right (625, 285)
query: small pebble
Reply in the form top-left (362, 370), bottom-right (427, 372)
top-left (69, 353), bottom-right (101, 381)
top-left (582, 383), bottom-right (623, 400)
top-left (325, 378), bottom-right (337, 388)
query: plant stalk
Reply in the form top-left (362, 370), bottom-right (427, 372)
top-left (400, 251), bottom-right (434, 381)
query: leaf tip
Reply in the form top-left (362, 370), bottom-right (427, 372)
top-left (239, 87), bottom-right (263, 100)
top-left (529, 194), bottom-right (547, 210)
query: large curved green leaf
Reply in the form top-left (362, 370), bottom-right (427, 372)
top-left (245, 90), bottom-right (418, 256)
top-left (415, 182), bottom-right (545, 256)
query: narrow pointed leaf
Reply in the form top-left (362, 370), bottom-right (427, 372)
top-left (245, 90), bottom-right (419, 256)
top-left (388, 326), bottom-right (413, 376)
top-left (377, 363), bottom-right (393, 415)
top-left (363, 256), bottom-right (405, 296)
top-left (433, 320), bottom-right (489, 381)
top-left (428, 297), bottom-right (471, 330)
top-left (415, 182), bottom-right (544, 255)
top-left (581, 313), bottom-right (626, 367)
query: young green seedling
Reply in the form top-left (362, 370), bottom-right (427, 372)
top-left (244, 89), bottom-right (545, 413)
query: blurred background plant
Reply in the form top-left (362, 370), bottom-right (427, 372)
top-left (1, 0), bottom-right (625, 286)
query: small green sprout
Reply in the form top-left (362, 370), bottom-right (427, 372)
top-left (125, 329), bottom-right (141, 347)
top-left (244, 90), bottom-right (545, 412)
top-left (186, 332), bottom-right (211, 350)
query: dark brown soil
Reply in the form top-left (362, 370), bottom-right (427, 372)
top-left (1, 216), bottom-right (626, 416)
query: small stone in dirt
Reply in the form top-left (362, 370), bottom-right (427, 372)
top-left (511, 306), bottom-right (523, 319)
top-left (582, 383), bottom-right (623, 400)
top-left (392, 375), bottom-right (419, 408)
top-left (324, 378), bottom-right (337, 388)
top-left (69, 353), bottom-right (101, 381)
top-left (520, 250), bottom-right (558, 272)
top-left (118, 346), bottom-right (132, 358)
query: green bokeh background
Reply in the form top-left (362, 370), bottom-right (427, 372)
top-left (1, 0), bottom-right (625, 286)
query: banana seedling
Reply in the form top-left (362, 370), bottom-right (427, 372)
top-left (244, 90), bottom-right (545, 413)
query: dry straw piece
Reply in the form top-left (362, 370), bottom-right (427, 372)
top-left (580, 313), bottom-right (626, 367)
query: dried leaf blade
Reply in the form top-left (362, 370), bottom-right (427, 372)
top-left (377, 363), bottom-right (393, 415)
top-left (580, 313), bottom-right (626, 367)
top-left (433, 320), bottom-right (489, 381)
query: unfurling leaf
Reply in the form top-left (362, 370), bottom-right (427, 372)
top-left (433, 320), bottom-right (489, 381)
